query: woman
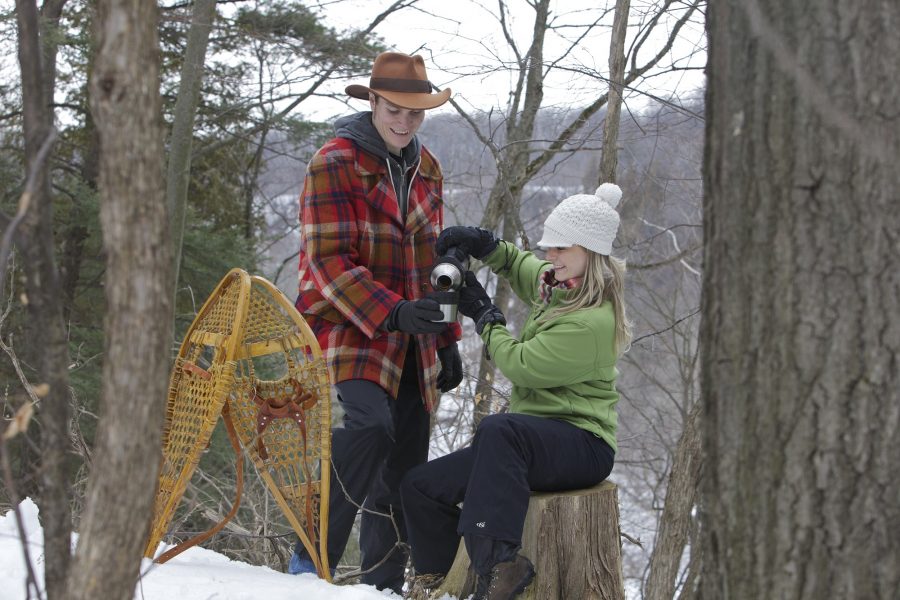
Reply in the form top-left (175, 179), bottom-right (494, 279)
top-left (400, 184), bottom-right (631, 600)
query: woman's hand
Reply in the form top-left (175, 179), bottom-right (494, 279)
top-left (458, 271), bottom-right (506, 333)
top-left (436, 226), bottom-right (498, 260)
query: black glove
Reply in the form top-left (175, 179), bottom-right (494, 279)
top-left (458, 271), bottom-right (506, 334)
top-left (436, 343), bottom-right (464, 393)
top-left (436, 226), bottom-right (499, 260)
top-left (386, 299), bottom-right (447, 334)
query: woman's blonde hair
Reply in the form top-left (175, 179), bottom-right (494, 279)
top-left (535, 250), bottom-right (632, 354)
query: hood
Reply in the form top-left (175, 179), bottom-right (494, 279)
top-left (334, 111), bottom-right (421, 167)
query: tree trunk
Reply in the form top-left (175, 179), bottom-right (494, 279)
top-left (645, 402), bottom-right (701, 600)
top-left (38, 0), bottom-right (67, 105)
top-left (471, 0), bottom-right (550, 424)
top-left (599, 0), bottom-right (630, 184)
top-left (701, 1), bottom-right (900, 598)
top-left (14, 1), bottom-right (73, 597)
top-left (66, 1), bottom-right (172, 598)
top-left (465, 0), bottom-right (699, 421)
top-left (167, 0), bottom-right (216, 295)
top-left (241, 124), bottom-right (268, 241)
top-left (437, 481), bottom-right (625, 600)
top-left (60, 117), bottom-right (99, 324)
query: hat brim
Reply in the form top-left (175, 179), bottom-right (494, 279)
top-left (536, 232), bottom-right (574, 249)
top-left (346, 84), bottom-right (451, 110)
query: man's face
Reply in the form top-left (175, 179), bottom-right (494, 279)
top-left (370, 95), bottom-right (425, 154)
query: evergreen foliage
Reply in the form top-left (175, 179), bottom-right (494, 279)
top-left (0, 1), bottom-right (384, 524)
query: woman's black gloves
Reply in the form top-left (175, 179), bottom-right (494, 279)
top-left (386, 299), bottom-right (447, 334)
top-left (458, 271), bottom-right (506, 334)
top-left (436, 343), bottom-right (464, 393)
top-left (436, 226), bottom-right (499, 260)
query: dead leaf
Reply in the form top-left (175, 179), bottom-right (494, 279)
top-left (3, 402), bottom-right (34, 440)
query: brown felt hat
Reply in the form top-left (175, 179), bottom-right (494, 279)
top-left (346, 52), bottom-right (451, 110)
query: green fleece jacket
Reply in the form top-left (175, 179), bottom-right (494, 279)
top-left (480, 241), bottom-right (620, 452)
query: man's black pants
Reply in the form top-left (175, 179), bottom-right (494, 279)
top-left (294, 348), bottom-right (429, 593)
top-left (400, 413), bottom-right (614, 576)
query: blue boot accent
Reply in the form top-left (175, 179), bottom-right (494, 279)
top-left (288, 553), bottom-right (317, 575)
top-left (288, 552), bottom-right (335, 577)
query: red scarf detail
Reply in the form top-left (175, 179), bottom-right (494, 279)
top-left (539, 270), bottom-right (582, 304)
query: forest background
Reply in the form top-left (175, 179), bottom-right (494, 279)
top-left (2, 0), bottom-right (897, 599)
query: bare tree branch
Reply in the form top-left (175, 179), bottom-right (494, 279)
top-left (0, 128), bottom-right (57, 301)
top-left (523, 0), bottom-right (702, 185)
top-left (193, 0), bottom-right (419, 160)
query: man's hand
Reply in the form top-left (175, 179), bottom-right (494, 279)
top-left (386, 299), bottom-right (447, 334)
top-left (436, 226), bottom-right (498, 260)
top-left (436, 343), bottom-right (463, 393)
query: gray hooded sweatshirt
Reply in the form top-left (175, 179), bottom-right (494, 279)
top-left (334, 111), bottom-right (422, 216)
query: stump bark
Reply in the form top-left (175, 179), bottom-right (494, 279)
top-left (436, 480), bottom-right (625, 600)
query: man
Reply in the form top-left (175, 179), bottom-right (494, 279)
top-left (291, 52), bottom-right (463, 594)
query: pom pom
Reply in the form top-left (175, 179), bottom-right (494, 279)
top-left (595, 183), bottom-right (622, 209)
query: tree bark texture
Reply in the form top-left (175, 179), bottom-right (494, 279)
top-left (438, 481), bottom-right (625, 600)
top-left (167, 0), bottom-right (216, 293)
top-left (472, 0), bottom-right (549, 424)
top-left (471, 219), bottom-right (519, 430)
top-left (599, 0), bottom-right (630, 184)
top-left (60, 111), bottom-right (96, 325)
top-left (14, 1), bottom-right (73, 597)
top-left (66, 1), bottom-right (173, 598)
top-left (38, 0), bottom-right (67, 106)
top-left (701, 1), bottom-right (900, 598)
top-left (645, 402), bottom-right (701, 600)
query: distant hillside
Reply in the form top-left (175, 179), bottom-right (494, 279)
top-left (256, 95), bottom-right (705, 293)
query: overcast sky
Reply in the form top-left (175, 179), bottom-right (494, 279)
top-left (304, 0), bottom-right (706, 119)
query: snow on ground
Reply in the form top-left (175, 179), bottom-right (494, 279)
top-left (0, 498), bottom-right (451, 600)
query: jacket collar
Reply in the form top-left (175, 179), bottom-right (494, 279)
top-left (328, 137), bottom-right (442, 230)
top-left (353, 140), bottom-right (441, 182)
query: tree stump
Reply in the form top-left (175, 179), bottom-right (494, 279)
top-left (435, 480), bottom-right (625, 600)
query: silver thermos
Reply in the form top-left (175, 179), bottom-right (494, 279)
top-left (428, 246), bottom-right (468, 322)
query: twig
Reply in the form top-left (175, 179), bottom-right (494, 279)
top-left (0, 439), bottom-right (45, 599)
top-left (0, 128), bottom-right (57, 301)
top-left (0, 276), bottom-right (44, 599)
top-left (333, 504), bottom-right (408, 583)
top-left (631, 308), bottom-right (700, 347)
top-left (324, 460), bottom-right (411, 584)
top-left (0, 124), bottom-right (55, 597)
top-left (629, 245), bottom-right (701, 271)
top-left (0, 287), bottom-right (44, 600)
top-left (620, 527), bottom-right (643, 548)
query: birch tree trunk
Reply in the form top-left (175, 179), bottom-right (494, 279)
top-left (66, 0), bottom-right (173, 597)
top-left (701, 0), bottom-right (900, 597)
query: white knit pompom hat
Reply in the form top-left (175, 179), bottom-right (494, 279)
top-left (536, 183), bottom-right (622, 255)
